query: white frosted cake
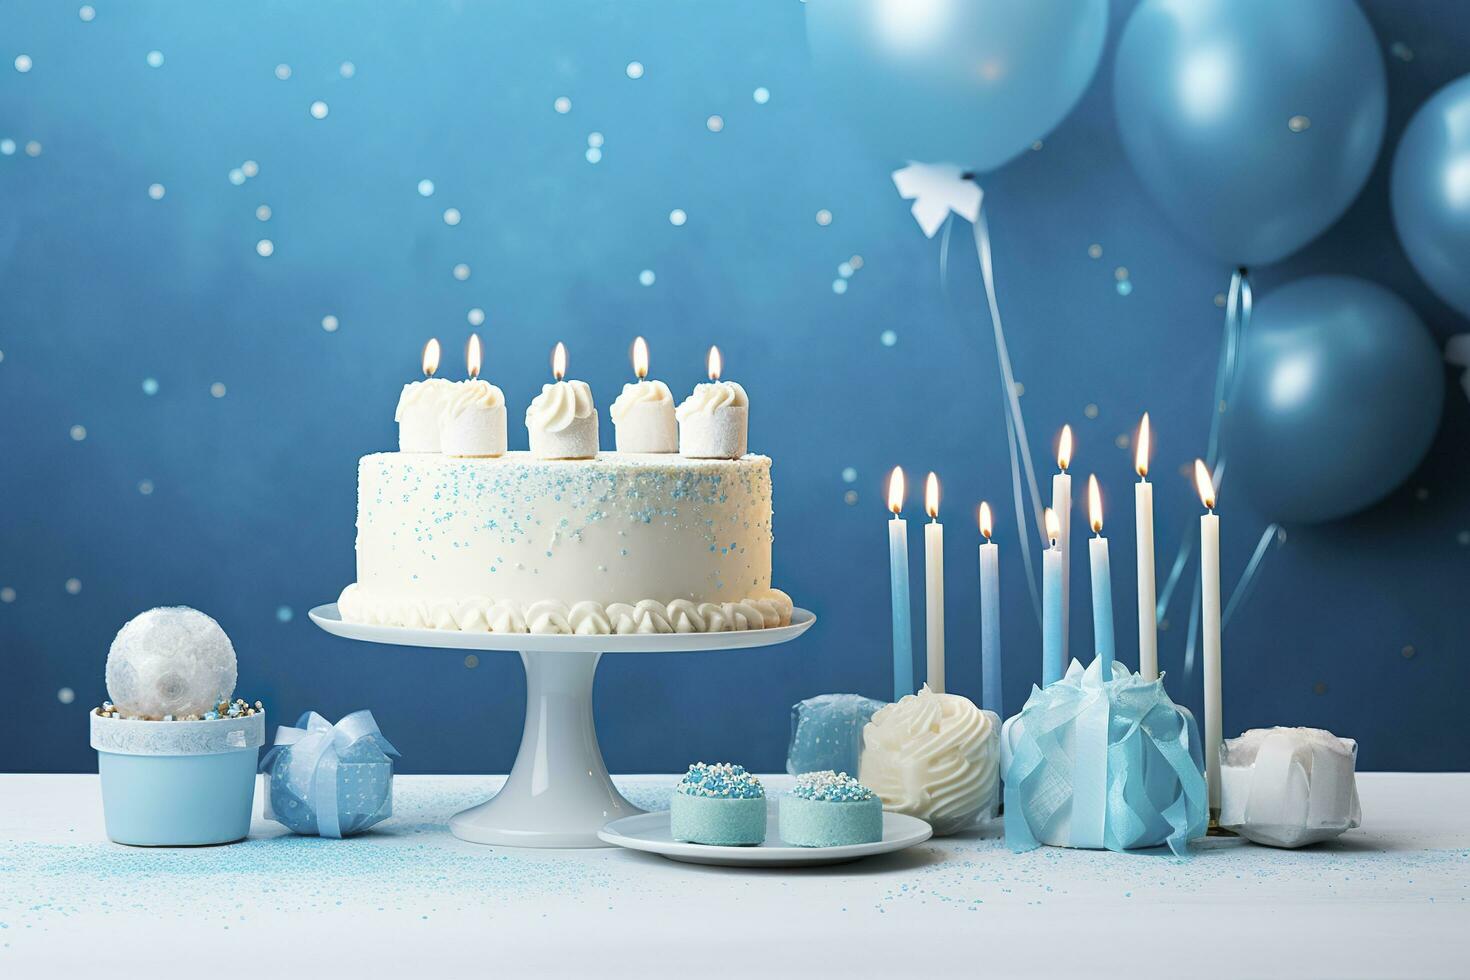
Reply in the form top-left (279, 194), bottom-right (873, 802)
top-left (337, 451), bottom-right (793, 634)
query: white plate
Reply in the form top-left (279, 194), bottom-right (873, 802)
top-left (598, 808), bottom-right (932, 867)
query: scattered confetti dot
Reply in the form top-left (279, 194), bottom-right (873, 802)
top-left (1088, 243), bottom-right (1103, 259)
top-left (1032, 140), bottom-right (1044, 151)
top-left (753, 86), bottom-right (770, 104)
top-left (638, 269), bottom-right (656, 286)
top-left (1214, 292), bottom-right (1227, 308)
top-left (453, 263), bottom-right (471, 281)
top-left (815, 209), bottom-right (833, 226)
top-left (310, 100), bottom-right (329, 120)
top-left (70, 424), bottom-right (87, 441)
top-left (1391, 41), bottom-right (1415, 62)
top-left (0, 139), bottom-right (14, 155)
top-left (1457, 530), bottom-right (1470, 546)
top-left (148, 183), bottom-right (165, 200)
top-left (256, 239), bottom-right (274, 257)
top-left (24, 140), bottom-right (41, 157)
top-left (1313, 681), bottom-right (1328, 696)
top-left (1114, 266), bottom-right (1129, 281)
top-left (142, 377), bottom-right (159, 395)
top-left (241, 160), bottom-right (259, 178)
top-left (1115, 433), bottom-right (1130, 449)
top-left (79, 6), bottom-right (96, 21)
top-left (588, 132), bottom-right (605, 148)
top-left (880, 329), bottom-right (897, 347)
top-left (626, 61), bottom-right (644, 79)
top-left (1117, 280), bottom-right (1133, 296)
top-left (838, 262), bottom-right (853, 278)
top-left (228, 168), bottom-right (245, 185)
top-left (65, 578), bottom-right (81, 595)
top-left (464, 654), bottom-right (480, 669)
top-left (1159, 618), bottom-right (1170, 631)
top-left (669, 208), bottom-right (687, 226)
top-left (1084, 403), bottom-right (1099, 419)
top-left (1013, 381), bottom-right (1026, 396)
top-left (842, 467), bottom-right (857, 483)
top-left (138, 479), bottom-right (154, 495)
top-left (339, 61), bottom-right (356, 79)
top-left (322, 315), bottom-right (339, 332)
top-left (276, 605), bottom-right (294, 623)
top-left (210, 382), bottom-right (227, 398)
top-left (0, 349), bottom-right (5, 362)
top-left (585, 147), bottom-right (602, 164)
top-left (843, 490), bottom-right (859, 506)
top-left (1402, 644), bottom-right (1416, 659)
top-left (0, 587), bottom-right (13, 602)
top-left (832, 279), bottom-right (848, 294)
top-left (554, 96), bottom-right (571, 114)
top-left (256, 204), bottom-right (272, 221)
top-left (57, 687), bottom-right (75, 704)
top-left (1288, 115), bottom-right (1311, 133)
top-left (706, 115), bottom-right (724, 133)
top-left (417, 179), bottom-right (435, 197)
top-left (443, 207), bottom-right (461, 226)
top-left (146, 50), bottom-right (164, 68)
top-left (467, 308), bottom-right (485, 326)
top-left (1415, 487), bottom-right (1430, 501)
top-left (14, 54), bottom-right (33, 73)
top-left (274, 63), bottom-right (291, 80)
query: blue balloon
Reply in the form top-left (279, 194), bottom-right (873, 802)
top-left (1224, 277), bottom-right (1443, 523)
top-left (1392, 74), bottom-right (1470, 320)
top-left (1114, 0), bottom-right (1386, 267)
top-left (806, 0), bottom-right (1108, 172)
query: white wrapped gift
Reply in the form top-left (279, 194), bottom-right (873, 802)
top-left (1219, 727), bottom-right (1361, 848)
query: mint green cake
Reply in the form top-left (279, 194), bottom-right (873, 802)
top-left (670, 763), bottom-right (766, 846)
top-left (779, 770), bottom-right (882, 847)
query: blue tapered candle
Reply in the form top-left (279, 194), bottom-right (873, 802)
top-left (887, 467), bottom-right (915, 701)
top-left (977, 501), bottom-right (1002, 714)
top-left (1042, 507), bottom-right (1063, 686)
top-left (1087, 475), bottom-right (1115, 681)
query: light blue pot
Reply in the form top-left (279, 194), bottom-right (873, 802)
top-left (91, 711), bottom-right (265, 846)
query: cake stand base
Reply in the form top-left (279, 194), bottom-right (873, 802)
top-left (448, 651), bottom-right (642, 848)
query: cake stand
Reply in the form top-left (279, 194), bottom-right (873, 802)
top-left (308, 603), bottom-right (815, 848)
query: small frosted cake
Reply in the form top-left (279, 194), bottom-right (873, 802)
top-left (779, 770), bottom-right (882, 847)
top-left (669, 763), bottom-right (766, 846)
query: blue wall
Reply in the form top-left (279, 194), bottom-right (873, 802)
top-left (3, 1), bottom-right (1466, 774)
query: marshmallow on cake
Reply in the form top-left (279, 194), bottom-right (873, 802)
top-left (610, 336), bottom-right (677, 453)
top-left (396, 338), bottom-right (455, 453)
top-left (676, 345), bottom-right (748, 459)
top-left (442, 333), bottom-right (507, 458)
top-left (526, 341), bottom-right (599, 460)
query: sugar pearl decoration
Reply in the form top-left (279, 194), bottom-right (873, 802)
top-left (526, 342), bottom-right (599, 459)
top-left (610, 337), bottom-right (676, 453)
top-left (105, 607), bottom-right (238, 718)
top-left (442, 334), bottom-right (506, 458)
top-left (396, 338), bottom-right (453, 453)
top-left (676, 346), bottom-right (747, 459)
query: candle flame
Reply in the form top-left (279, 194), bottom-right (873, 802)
top-left (552, 341), bottom-right (567, 381)
top-left (421, 338), bottom-right (441, 377)
top-left (1044, 506), bottom-right (1059, 545)
top-left (887, 466), bottom-right (905, 515)
top-left (466, 333), bottom-right (482, 380)
top-left (1194, 458), bottom-right (1216, 510)
top-left (1135, 412), bottom-right (1150, 478)
top-left (925, 472), bottom-right (939, 520)
top-left (1088, 474), bottom-right (1103, 534)
top-left (707, 345), bottom-right (722, 382)
top-left (632, 336), bottom-right (649, 380)
top-left (1057, 424), bottom-right (1073, 471)
top-left (978, 501), bottom-right (992, 540)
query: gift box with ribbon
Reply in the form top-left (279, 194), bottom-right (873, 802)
top-left (260, 710), bottom-right (400, 838)
top-left (1002, 659), bottom-right (1208, 856)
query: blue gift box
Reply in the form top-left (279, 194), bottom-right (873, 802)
top-left (260, 710), bottom-right (399, 838)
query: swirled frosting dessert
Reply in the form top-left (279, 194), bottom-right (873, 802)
top-left (611, 378), bottom-right (677, 453)
top-left (858, 685), bottom-right (999, 836)
top-left (441, 378), bottom-right (507, 458)
top-left (526, 378), bottom-right (598, 459)
top-left (677, 379), bottom-right (748, 459)
top-left (670, 762), bottom-right (767, 845)
top-left (395, 377), bottom-right (455, 452)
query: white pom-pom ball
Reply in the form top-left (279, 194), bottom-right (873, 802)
top-left (105, 607), bottom-right (238, 717)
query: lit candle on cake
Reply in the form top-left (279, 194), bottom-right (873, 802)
top-left (1196, 458), bottom-right (1223, 818)
top-left (977, 501), bottom-right (1001, 715)
top-left (676, 346), bottom-right (748, 459)
top-left (923, 472), bottom-right (945, 694)
top-left (1052, 425), bottom-right (1073, 664)
top-left (1087, 474), bottom-right (1114, 681)
top-left (442, 333), bottom-right (507, 458)
top-left (1135, 413), bottom-right (1158, 680)
top-left (610, 337), bottom-right (677, 453)
top-left (396, 338), bottom-right (454, 453)
top-left (1042, 507), bottom-right (1063, 687)
top-left (887, 467), bottom-right (915, 702)
top-left (526, 342), bottom-right (599, 460)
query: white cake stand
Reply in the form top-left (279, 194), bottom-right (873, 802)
top-left (308, 603), bottom-right (815, 848)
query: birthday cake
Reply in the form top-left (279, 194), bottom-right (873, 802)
top-left (337, 340), bottom-right (793, 634)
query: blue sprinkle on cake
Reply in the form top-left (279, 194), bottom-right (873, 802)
top-left (778, 770), bottom-right (883, 847)
top-left (670, 762), bottom-right (766, 846)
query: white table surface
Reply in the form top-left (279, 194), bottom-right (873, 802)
top-left (1, 773), bottom-right (1466, 978)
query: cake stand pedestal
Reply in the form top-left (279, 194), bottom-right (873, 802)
top-left (308, 604), bottom-right (815, 848)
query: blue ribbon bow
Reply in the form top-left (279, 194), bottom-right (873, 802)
top-left (260, 710), bottom-right (400, 838)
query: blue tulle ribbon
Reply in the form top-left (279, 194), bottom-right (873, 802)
top-left (260, 710), bottom-right (400, 838)
top-left (1002, 659), bottom-right (1208, 856)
